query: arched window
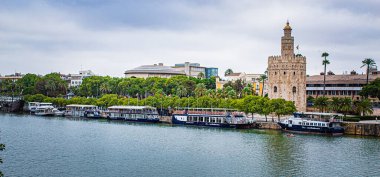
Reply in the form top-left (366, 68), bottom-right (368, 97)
top-left (284, 72), bottom-right (286, 75)
top-left (274, 86), bottom-right (278, 93)
top-left (275, 72), bottom-right (277, 75)
top-left (293, 72), bottom-right (296, 75)
top-left (292, 86), bottom-right (296, 93)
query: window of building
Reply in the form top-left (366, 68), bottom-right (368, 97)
top-left (292, 86), bottom-right (296, 93)
top-left (293, 72), bottom-right (296, 75)
top-left (274, 86), bottom-right (277, 93)
top-left (284, 72), bottom-right (286, 75)
top-left (275, 72), bottom-right (277, 75)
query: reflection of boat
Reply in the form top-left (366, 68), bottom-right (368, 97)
top-left (105, 106), bottom-right (160, 123)
top-left (278, 112), bottom-right (344, 135)
top-left (35, 104), bottom-right (55, 116)
top-left (172, 108), bottom-right (254, 128)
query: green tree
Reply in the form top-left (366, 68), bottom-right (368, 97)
top-left (224, 68), bottom-right (233, 76)
top-left (361, 58), bottom-right (376, 85)
top-left (340, 97), bottom-right (352, 117)
top-left (270, 98), bottom-right (296, 122)
top-left (321, 52), bottom-right (330, 96)
top-left (360, 78), bottom-right (380, 99)
top-left (314, 96), bottom-right (329, 112)
top-left (242, 86), bottom-right (252, 97)
top-left (176, 85), bottom-right (187, 98)
top-left (354, 99), bottom-right (373, 116)
top-left (329, 97), bottom-right (342, 113)
top-left (259, 74), bottom-right (267, 96)
top-left (16, 73), bottom-right (39, 95)
top-left (34, 73), bottom-right (67, 97)
top-left (195, 83), bottom-right (207, 97)
top-left (197, 72), bottom-right (205, 79)
top-left (257, 96), bottom-right (272, 122)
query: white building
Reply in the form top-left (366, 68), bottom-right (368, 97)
top-left (61, 70), bottom-right (95, 87)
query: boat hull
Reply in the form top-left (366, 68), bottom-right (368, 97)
top-left (172, 115), bottom-right (252, 129)
top-left (278, 122), bottom-right (344, 135)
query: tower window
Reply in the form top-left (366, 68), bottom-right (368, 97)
top-left (275, 72), bottom-right (277, 75)
top-left (293, 72), bottom-right (296, 75)
top-left (293, 86), bottom-right (296, 93)
top-left (284, 72), bottom-right (286, 75)
top-left (274, 86), bottom-right (278, 93)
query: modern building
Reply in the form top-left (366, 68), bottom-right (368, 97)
top-left (215, 72), bottom-right (268, 96)
top-left (61, 70), bottom-right (95, 87)
top-left (267, 21), bottom-right (307, 111)
top-left (306, 70), bottom-right (380, 101)
top-left (0, 73), bottom-right (23, 81)
top-left (124, 63), bottom-right (185, 78)
top-left (173, 62), bottom-right (218, 79)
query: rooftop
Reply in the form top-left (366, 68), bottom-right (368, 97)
top-left (307, 74), bottom-right (380, 84)
top-left (125, 64), bottom-right (185, 75)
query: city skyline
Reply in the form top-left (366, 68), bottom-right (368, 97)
top-left (0, 0), bottom-right (379, 77)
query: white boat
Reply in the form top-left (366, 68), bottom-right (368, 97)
top-left (105, 106), bottom-right (160, 122)
top-left (28, 102), bottom-right (40, 113)
top-left (172, 108), bottom-right (253, 128)
top-left (65, 104), bottom-right (98, 117)
top-left (35, 104), bottom-right (55, 116)
top-left (53, 108), bottom-right (65, 116)
top-left (278, 112), bottom-right (345, 135)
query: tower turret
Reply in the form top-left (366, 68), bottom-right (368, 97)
top-left (281, 21), bottom-right (294, 58)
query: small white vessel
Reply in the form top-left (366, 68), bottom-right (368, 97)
top-left (28, 102), bottom-right (40, 113)
top-left (35, 103), bottom-right (55, 116)
top-left (53, 108), bottom-right (65, 116)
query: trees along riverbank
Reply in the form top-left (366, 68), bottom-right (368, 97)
top-left (24, 94), bottom-right (296, 122)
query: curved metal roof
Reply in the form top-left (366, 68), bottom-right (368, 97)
top-left (124, 65), bottom-right (185, 75)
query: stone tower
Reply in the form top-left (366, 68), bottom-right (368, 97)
top-left (267, 21), bottom-right (306, 112)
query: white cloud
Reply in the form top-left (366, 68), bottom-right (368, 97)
top-left (0, 0), bottom-right (379, 77)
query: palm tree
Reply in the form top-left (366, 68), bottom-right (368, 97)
top-left (321, 52), bottom-right (330, 96)
top-left (224, 68), bottom-right (233, 76)
top-left (354, 99), bottom-right (373, 116)
top-left (340, 97), bottom-right (352, 117)
top-left (197, 72), bottom-right (205, 79)
top-left (361, 58), bottom-right (376, 85)
top-left (259, 74), bottom-right (267, 97)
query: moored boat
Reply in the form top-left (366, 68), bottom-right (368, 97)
top-left (105, 106), bottom-right (160, 123)
top-left (35, 103), bottom-right (55, 116)
top-left (278, 112), bottom-right (345, 135)
top-left (65, 104), bottom-right (98, 117)
top-left (171, 108), bottom-right (254, 128)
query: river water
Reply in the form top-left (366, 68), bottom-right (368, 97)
top-left (0, 113), bottom-right (379, 177)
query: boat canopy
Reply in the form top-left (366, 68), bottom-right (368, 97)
top-left (108, 106), bottom-right (156, 110)
top-left (66, 104), bottom-right (97, 108)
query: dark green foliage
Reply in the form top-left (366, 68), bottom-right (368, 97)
top-left (360, 78), bottom-right (380, 99)
top-left (34, 73), bottom-right (67, 97)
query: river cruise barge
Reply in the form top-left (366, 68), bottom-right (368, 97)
top-left (172, 108), bottom-right (253, 128)
top-left (105, 106), bottom-right (160, 123)
top-left (278, 112), bottom-right (345, 135)
top-left (65, 104), bottom-right (100, 118)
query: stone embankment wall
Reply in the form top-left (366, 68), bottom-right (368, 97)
top-left (159, 116), bottom-right (172, 124)
top-left (342, 122), bottom-right (380, 137)
top-left (256, 122), bottom-right (281, 130)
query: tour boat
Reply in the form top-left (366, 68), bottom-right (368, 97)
top-left (171, 108), bottom-right (254, 128)
top-left (34, 103), bottom-right (55, 116)
top-left (105, 106), bottom-right (160, 123)
top-left (53, 108), bottom-right (65, 116)
top-left (28, 102), bottom-right (40, 113)
top-left (65, 104), bottom-right (98, 117)
top-left (278, 112), bottom-right (345, 135)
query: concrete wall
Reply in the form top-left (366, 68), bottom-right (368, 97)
top-left (342, 122), bottom-right (380, 136)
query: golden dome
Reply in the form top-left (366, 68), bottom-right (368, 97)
top-left (284, 21), bottom-right (292, 30)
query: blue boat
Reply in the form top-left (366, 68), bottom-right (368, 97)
top-left (172, 108), bottom-right (254, 129)
top-left (105, 106), bottom-right (160, 123)
top-left (278, 112), bottom-right (345, 135)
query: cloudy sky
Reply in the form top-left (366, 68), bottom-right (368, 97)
top-left (0, 0), bottom-right (379, 77)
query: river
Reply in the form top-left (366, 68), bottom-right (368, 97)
top-left (0, 113), bottom-right (379, 177)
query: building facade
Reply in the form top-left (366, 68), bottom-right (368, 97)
top-left (215, 72), bottom-right (268, 96)
top-left (306, 71), bottom-right (380, 101)
top-left (267, 21), bottom-right (307, 111)
top-left (61, 70), bottom-right (95, 87)
top-left (173, 62), bottom-right (218, 79)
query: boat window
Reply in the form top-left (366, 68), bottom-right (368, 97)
top-left (299, 122), bottom-right (302, 125)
